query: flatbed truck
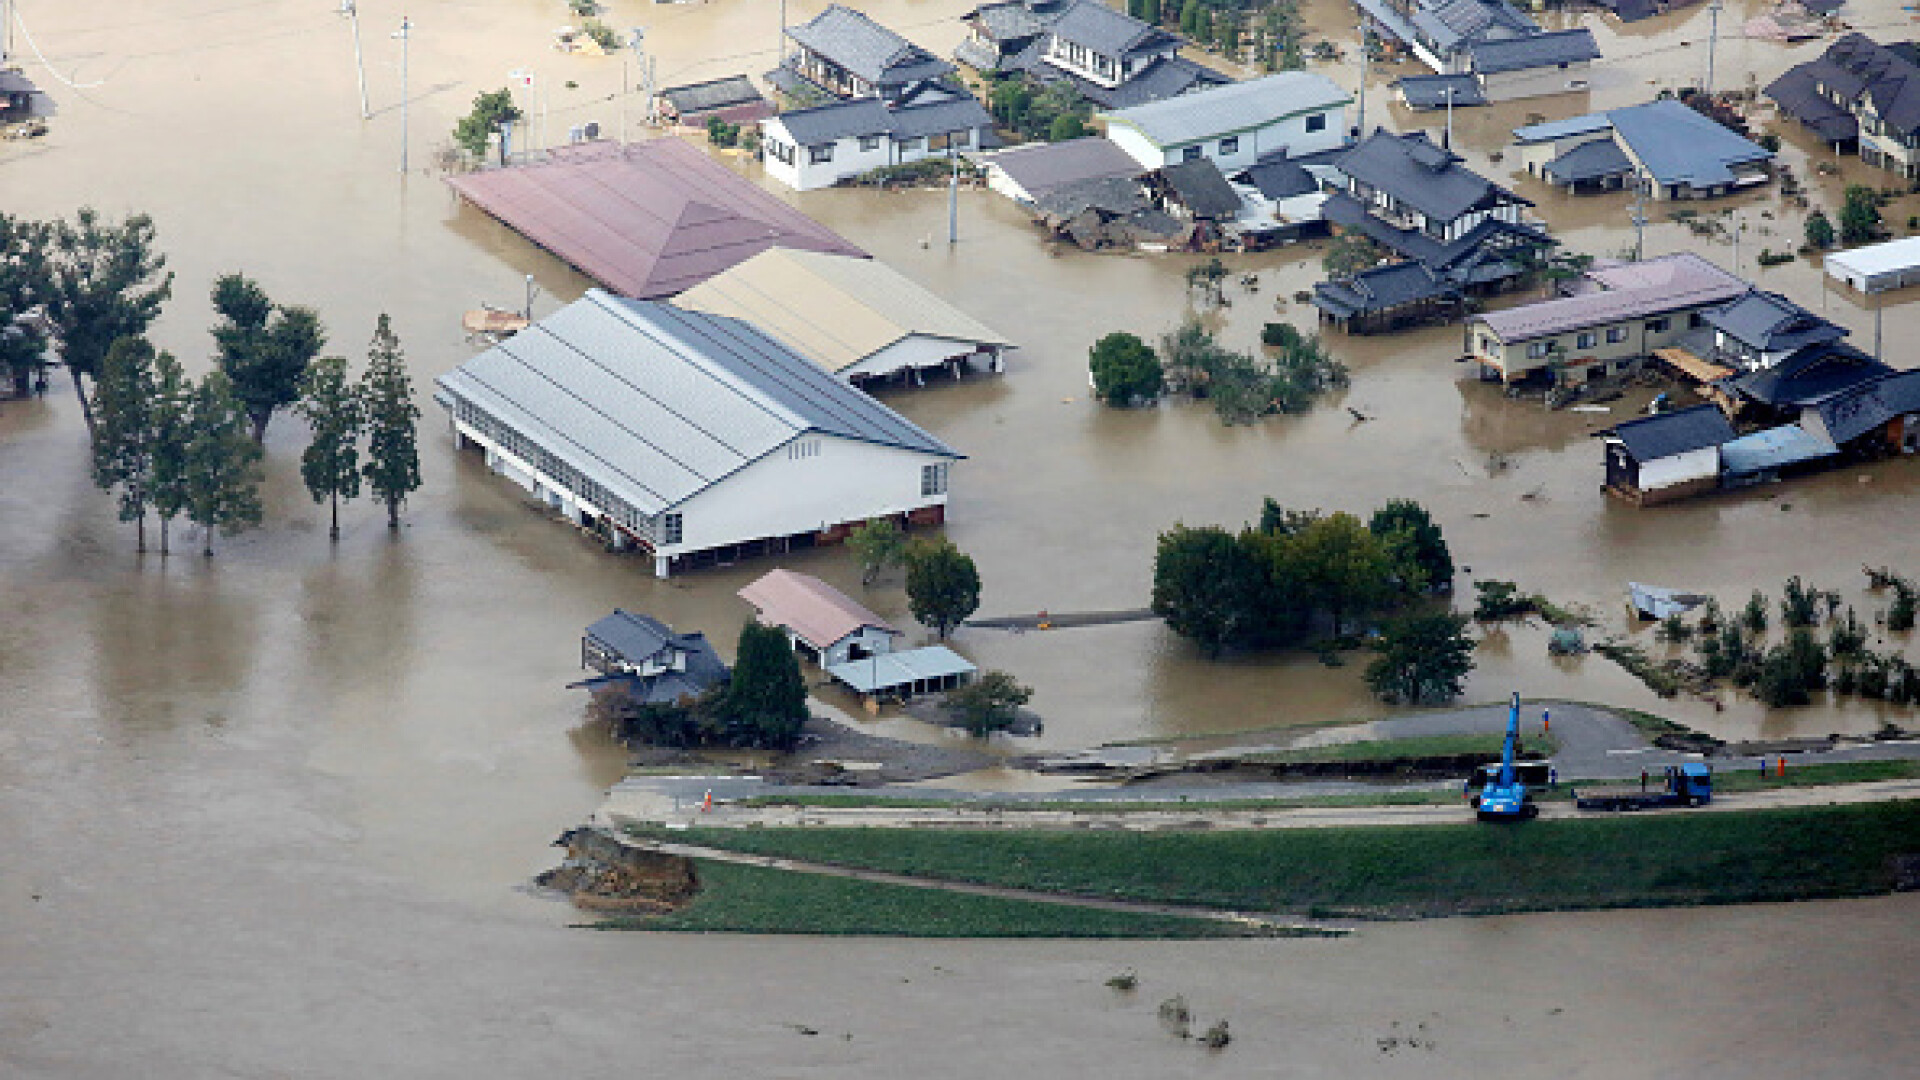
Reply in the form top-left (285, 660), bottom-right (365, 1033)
top-left (1574, 764), bottom-right (1713, 811)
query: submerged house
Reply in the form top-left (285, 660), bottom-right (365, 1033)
top-left (1098, 72), bottom-right (1351, 174)
top-left (1355, 0), bottom-right (1599, 102)
top-left (760, 81), bottom-right (995, 190)
top-left (574, 610), bottom-right (729, 705)
top-left (955, 0), bottom-right (1227, 109)
top-left (1511, 99), bottom-right (1773, 199)
top-left (738, 569), bottom-right (901, 666)
top-left (1465, 253), bottom-right (1748, 385)
top-left (1313, 130), bottom-right (1552, 333)
top-left (1766, 33), bottom-right (1920, 174)
top-left (656, 75), bottom-right (774, 128)
top-left (435, 291), bottom-right (963, 578)
top-left (983, 136), bottom-right (1143, 205)
top-left (1602, 404), bottom-right (1737, 505)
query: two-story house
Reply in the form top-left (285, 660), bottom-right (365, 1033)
top-left (1358, 0), bottom-right (1598, 103)
top-left (1766, 33), bottom-right (1920, 177)
top-left (956, 0), bottom-right (1227, 109)
top-left (1312, 129), bottom-right (1552, 333)
top-left (577, 610), bottom-right (730, 706)
top-left (778, 3), bottom-right (958, 104)
top-left (1099, 72), bottom-right (1350, 173)
top-left (760, 80), bottom-right (995, 190)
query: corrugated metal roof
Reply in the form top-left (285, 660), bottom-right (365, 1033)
top-left (1475, 254), bottom-right (1746, 344)
top-left (658, 75), bottom-right (769, 117)
top-left (435, 293), bottom-right (959, 516)
top-left (1720, 424), bottom-right (1838, 476)
top-left (1511, 113), bottom-right (1615, 145)
top-left (445, 139), bottom-right (867, 300)
top-left (1607, 99), bottom-right (1772, 188)
top-left (739, 569), bottom-right (899, 650)
top-left (1825, 235), bottom-right (1920, 280)
top-left (1099, 72), bottom-right (1349, 149)
top-left (674, 249), bottom-right (1011, 374)
top-left (828, 645), bottom-right (976, 692)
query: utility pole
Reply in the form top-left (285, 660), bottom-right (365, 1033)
top-left (394, 15), bottom-right (412, 173)
top-left (342, 2), bottom-right (370, 119)
top-left (1443, 85), bottom-right (1455, 151)
top-left (948, 151), bottom-right (959, 245)
top-left (1632, 176), bottom-right (1648, 261)
top-left (1705, 0), bottom-right (1722, 97)
top-left (779, 0), bottom-right (788, 71)
top-left (1355, 25), bottom-right (1369, 140)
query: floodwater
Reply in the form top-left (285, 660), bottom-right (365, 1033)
top-left (2, 1), bottom-right (1918, 1075)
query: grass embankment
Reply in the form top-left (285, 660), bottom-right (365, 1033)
top-left (1242, 732), bottom-right (1552, 765)
top-left (1701, 757), bottom-right (1920, 794)
top-left (603, 859), bottom-right (1259, 937)
top-left (653, 802), bottom-right (1920, 920)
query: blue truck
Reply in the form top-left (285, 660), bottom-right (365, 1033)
top-left (1575, 764), bottom-right (1714, 811)
top-left (1469, 693), bottom-right (1539, 822)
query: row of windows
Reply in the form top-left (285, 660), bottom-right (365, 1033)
top-left (766, 138), bottom-right (796, 165)
top-left (808, 131), bottom-right (969, 163)
top-left (920, 462), bottom-right (949, 497)
top-left (1521, 316), bottom-right (1700, 359)
top-left (1175, 114), bottom-right (1328, 162)
top-left (454, 395), bottom-right (658, 538)
top-left (788, 439), bottom-right (823, 460)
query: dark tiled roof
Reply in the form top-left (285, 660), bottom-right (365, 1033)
top-left (1312, 262), bottom-right (1456, 318)
top-left (1047, 1), bottom-right (1170, 56)
top-left (1395, 74), bottom-right (1487, 110)
top-left (1814, 368), bottom-right (1920, 444)
top-left (1035, 174), bottom-right (1149, 219)
top-left (587, 610), bottom-right (679, 665)
top-left (1704, 290), bottom-right (1847, 353)
top-left (1237, 153), bottom-right (1319, 199)
top-left (1542, 138), bottom-right (1633, 183)
top-left (1723, 343), bottom-right (1892, 408)
top-left (988, 136), bottom-right (1142, 200)
top-left (1606, 404), bottom-right (1736, 461)
top-left (1765, 64), bottom-right (1860, 142)
top-left (1158, 157), bottom-right (1241, 218)
top-left (771, 88), bottom-right (991, 145)
top-left (1467, 28), bottom-right (1600, 74)
top-left (1334, 129), bottom-right (1526, 224)
top-left (1766, 33), bottom-right (1920, 140)
top-left (659, 75), bottom-right (769, 118)
top-left (787, 4), bottom-right (955, 88)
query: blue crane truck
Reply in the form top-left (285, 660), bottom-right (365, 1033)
top-left (1469, 693), bottom-right (1539, 822)
top-left (1574, 764), bottom-right (1714, 811)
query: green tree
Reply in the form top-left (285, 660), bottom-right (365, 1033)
top-left (183, 370), bottom-right (264, 557)
top-left (1180, 0), bottom-right (1203, 37)
top-left (40, 208), bottom-right (174, 440)
top-left (1281, 511), bottom-right (1395, 635)
top-left (988, 78), bottom-right (1033, 129)
top-left (847, 517), bottom-right (907, 585)
top-left (1142, 0), bottom-right (1162, 23)
top-left (1152, 524), bottom-right (1263, 657)
top-left (148, 349), bottom-right (194, 556)
top-left (1368, 499), bottom-right (1454, 594)
top-left (89, 336), bottom-right (160, 552)
top-left (1840, 185), bottom-right (1882, 245)
top-left (724, 621), bottom-right (809, 751)
top-left (1321, 231), bottom-right (1384, 278)
top-left (1047, 112), bottom-right (1087, 142)
top-left (210, 272), bottom-right (327, 443)
top-left (1805, 209), bottom-right (1835, 251)
top-left (905, 538), bottom-right (982, 639)
top-left (1365, 612), bottom-right (1476, 704)
top-left (297, 355), bottom-right (364, 542)
top-left (360, 315), bottom-right (422, 529)
top-left (453, 87), bottom-right (524, 160)
top-left (944, 671), bottom-right (1032, 736)
top-left (1088, 331), bottom-right (1164, 406)
top-left (0, 213), bottom-right (50, 395)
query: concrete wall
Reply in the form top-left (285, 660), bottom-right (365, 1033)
top-left (1478, 61), bottom-right (1592, 104)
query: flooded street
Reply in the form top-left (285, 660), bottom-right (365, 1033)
top-left (2, 1), bottom-right (1918, 1074)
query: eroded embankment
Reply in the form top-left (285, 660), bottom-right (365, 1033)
top-left (536, 827), bottom-right (699, 913)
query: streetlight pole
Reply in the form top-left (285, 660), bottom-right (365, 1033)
top-left (342, 2), bottom-right (370, 119)
top-left (1705, 0), bottom-right (1722, 97)
top-left (394, 15), bottom-right (412, 173)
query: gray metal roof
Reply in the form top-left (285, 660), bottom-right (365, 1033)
top-left (1237, 152), bottom-right (1319, 199)
top-left (1468, 28), bottom-right (1599, 74)
top-left (1099, 72), bottom-right (1349, 149)
top-left (1606, 404), bottom-right (1736, 462)
top-left (658, 75), bottom-right (769, 117)
top-left (435, 292), bottom-right (960, 516)
top-left (786, 4), bottom-right (955, 88)
top-left (1511, 112), bottom-right (1615, 145)
top-left (1607, 99), bottom-right (1771, 188)
top-left (1047, 1), bottom-right (1168, 56)
top-left (828, 645), bottom-right (977, 693)
top-left (987, 136), bottom-right (1142, 200)
top-left (1158, 157), bottom-right (1241, 219)
top-left (1542, 138), bottom-right (1633, 184)
top-left (1704, 290), bottom-right (1845, 352)
top-left (1395, 74), bottom-right (1487, 110)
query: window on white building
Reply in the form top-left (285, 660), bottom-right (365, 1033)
top-left (1182, 145), bottom-right (1201, 162)
top-left (1526, 340), bottom-right (1555, 359)
top-left (1305, 112), bottom-right (1327, 133)
top-left (661, 513), bottom-right (683, 545)
top-left (920, 463), bottom-right (949, 497)
top-left (1219, 136), bottom-right (1239, 155)
top-left (1606, 326), bottom-right (1628, 344)
top-left (809, 144), bottom-right (835, 164)
top-left (1576, 332), bottom-right (1597, 349)
top-left (858, 134), bottom-right (881, 151)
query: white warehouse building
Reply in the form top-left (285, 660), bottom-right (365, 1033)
top-left (435, 291), bottom-right (963, 578)
top-left (1098, 71), bottom-right (1351, 174)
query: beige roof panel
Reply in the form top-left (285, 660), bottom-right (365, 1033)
top-left (738, 569), bottom-right (899, 649)
top-left (675, 249), bottom-right (1012, 373)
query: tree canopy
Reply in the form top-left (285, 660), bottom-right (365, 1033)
top-left (1364, 612), bottom-right (1476, 705)
top-left (183, 370), bottom-right (264, 556)
top-left (1151, 524), bottom-right (1266, 657)
top-left (40, 208), bottom-right (174, 438)
top-left (1369, 499), bottom-right (1454, 594)
top-left (453, 88), bottom-right (524, 160)
top-left (361, 315), bottom-right (422, 529)
top-left (847, 517), bottom-right (906, 585)
top-left (1088, 331), bottom-right (1163, 406)
top-left (723, 622), bottom-right (810, 751)
top-left (1840, 186), bottom-right (1882, 246)
top-left (297, 355), bottom-right (364, 541)
top-left (89, 336), bottom-right (160, 551)
top-left (211, 272), bottom-right (326, 442)
top-left (905, 538), bottom-right (981, 639)
top-left (944, 671), bottom-right (1032, 736)
top-left (0, 213), bottom-right (50, 394)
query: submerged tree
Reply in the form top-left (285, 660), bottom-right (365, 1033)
top-left (905, 537), bottom-right (981, 639)
top-left (944, 671), bottom-right (1033, 737)
top-left (723, 622), bottom-right (809, 751)
top-left (297, 355), bottom-right (364, 541)
top-left (210, 272), bottom-right (327, 443)
top-left (148, 350), bottom-right (195, 556)
top-left (847, 517), bottom-right (906, 585)
top-left (1152, 524), bottom-right (1263, 657)
top-left (1088, 331), bottom-right (1164, 406)
top-left (89, 336), bottom-right (160, 551)
top-left (183, 370), bottom-right (264, 556)
top-left (1365, 612), bottom-right (1476, 705)
top-left (0, 213), bottom-right (50, 395)
top-left (1369, 499), bottom-right (1454, 594)
top-left (453, 88), bottom-right (524, 160)
top-left (360, 315), bottom-right (422, 529)
top-left (40, 208), bottom-right (174, 439)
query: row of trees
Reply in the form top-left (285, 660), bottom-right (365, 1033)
top-left (1089, 319), bottom-right (1348, 423)
top-left (1151, 498), bottom-right (1455, 657)
top-left (846, 519), bottom-right (982, 639)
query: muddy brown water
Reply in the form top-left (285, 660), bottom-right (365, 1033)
top-left (2, 2), bottom-right (1918, 1074)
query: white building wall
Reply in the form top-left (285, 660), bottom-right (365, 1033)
top-left (1640, 446), bottom-right (1719, 490)
top-left (842, 335), bottom-right (994, 382)
top-left (1108, 107), bottom-right (1348, 173)
top-left (668, 433), bottom-right (953, 559)
top-left (985, 162), bottom-right (1037, 204)
top-left (820, 626), bottom-right (900, 668)
top-left (761, 121), bottom-right (899, 191)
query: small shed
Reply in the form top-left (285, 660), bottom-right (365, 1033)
top-left (738, 569), bottom-right (901, 667)
top-left (657, 75), bottom-right (774, 128)
top-left (1825, 236), bottom-right (1920, 295)
top-left (1602, 404), bottom-right (1736, 505)
top-left (827, 645), bottom-right (976, 701)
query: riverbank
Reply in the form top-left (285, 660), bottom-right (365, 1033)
top-left (599, 801), bottom-right (1920, 932)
